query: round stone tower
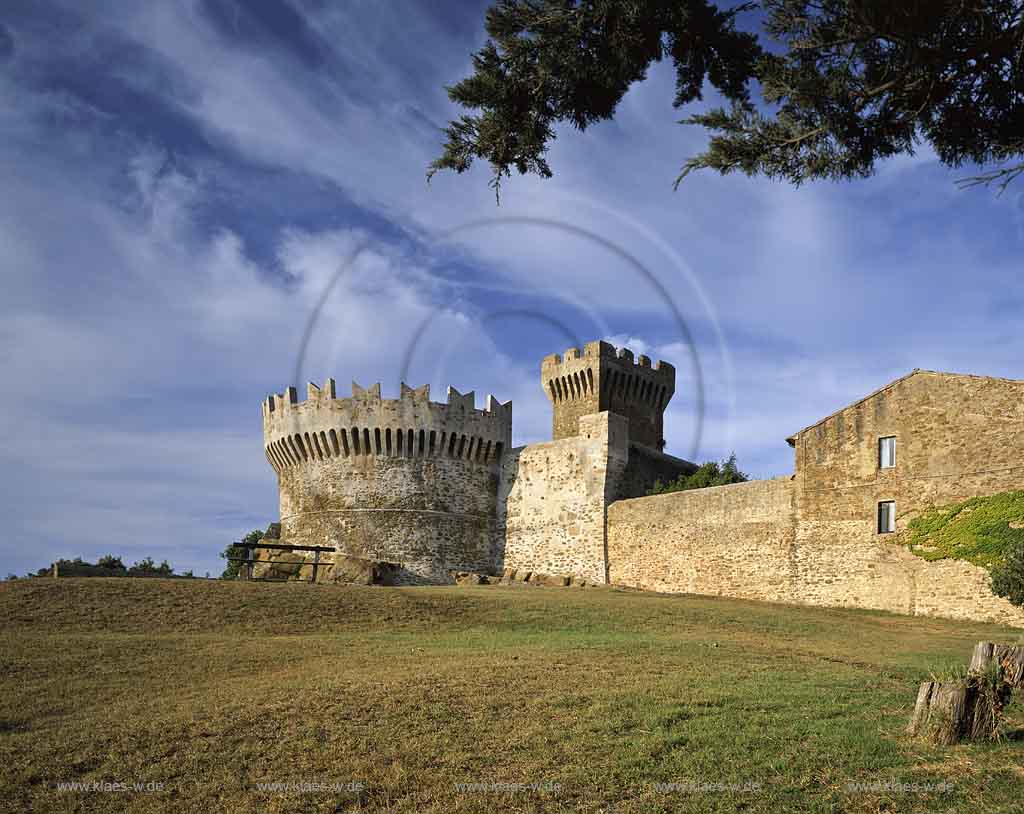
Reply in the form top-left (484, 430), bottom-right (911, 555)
top-left (262, 379), bottom-right (512, 583)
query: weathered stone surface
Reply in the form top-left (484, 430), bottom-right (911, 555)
top-left (542, 340), bottom-right (675, 450)
top-left (608, 371), bottom-right (1024, 628)
top-left (332, 555), bottom-right (399, 586)
top-left (608, 478), bottom-right (797, 601)
top-left (253, 551), bottom-right (306, 580)
top-left (496, 412), bottom-right (630, 584)
top-left (261, 350), bottom-right (1024, 627)
top-left (263, 381), bottom-right (512, 584)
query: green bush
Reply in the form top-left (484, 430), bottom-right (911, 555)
top-left (129, 557), bottom-right (174, 576)
top-left (991, 540), bottom-right (1024, 608)
top-left (648, 453), bottom-right (748, 496)
top-left (221, 530), bottom-right (263, 579)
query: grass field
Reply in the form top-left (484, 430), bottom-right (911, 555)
top-left (2, 578), bottom-right (1024, 813)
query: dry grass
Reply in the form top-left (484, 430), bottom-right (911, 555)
top-left (2, 578), bottom-right (1023, 813)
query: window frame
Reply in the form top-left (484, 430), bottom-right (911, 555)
top-left (877, 500), bottom-right (896, 534)
top-left (878, 435), bottom-right (897, 469)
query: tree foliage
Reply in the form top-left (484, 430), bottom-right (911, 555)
top-left (130, 557), bottom-right (174, 576)
top-left (991, 540), bottom-right (1024, 607)
top-left (431, 1), bottom-right (1024, 196)
top-left (221, 529), bottom-right (263, 580)
top-left (96, 554), bottom-right (126, 571)
top-left (649, 452), bottom-right (749, 494)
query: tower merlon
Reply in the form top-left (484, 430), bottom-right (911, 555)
top-left (486, 394), bottom-right (512, 416)
top-left (447, 386), bottom-right (476, 411)
top-left (584, 340), bottom-right (616, 358)
top-left (262, 377), bottom-right (512, 471)
top-left (351, 381), bottom-right (382, 402)
top-left (541, 339), bottom-right (676, 448)
top-left (401, 382), bottom-right (431, 403)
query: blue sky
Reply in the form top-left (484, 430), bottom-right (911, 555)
top-left (2, 1), bottom-right (1022, 577)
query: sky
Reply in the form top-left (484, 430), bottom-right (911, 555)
top-left (2, 1), bottom-right (1022, 577)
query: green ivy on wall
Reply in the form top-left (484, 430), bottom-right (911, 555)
top-left (902, 491), bottom-right (1024, 570)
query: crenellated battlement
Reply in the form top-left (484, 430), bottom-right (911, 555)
top-left (541, 339), bottom-right (676, 449)
top-left (262, 379), bottom-right (512, 474)
top-left (541, 339), bottom-right (674, 377)
top-left (256, 338), bottom-right (688, 586)
top-left (262, 379), bottom-right (512, 419)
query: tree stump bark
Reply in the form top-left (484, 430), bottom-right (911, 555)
top-left (909, 641), bottom-right (1022, 744)
top-left (969, 641), bottom-right (1024, 688)
top-left (907, 680), bottom-right (975, 744)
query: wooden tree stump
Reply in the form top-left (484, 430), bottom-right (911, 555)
top-left (909, 641), bottom-right (1022, 744)
top-left (969, 641), bottom-right (1024, 688)
top-left (907, 680), bottom-right (975, 744)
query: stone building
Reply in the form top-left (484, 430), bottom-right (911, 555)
top-left (261, 340), bottom-right (693, 584)
top-left (261, 350), bottom-right (1024, 626)
top-left (607, 369), bottom-right (1024, 627)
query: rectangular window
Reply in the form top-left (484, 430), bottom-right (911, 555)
top-left (878, 501), bottom-right (896, 534)
top-left (879, 436), bottom-right (896, 469)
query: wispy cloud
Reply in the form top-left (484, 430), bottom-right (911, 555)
top-left (1, 0), bottom-right (1021, 575)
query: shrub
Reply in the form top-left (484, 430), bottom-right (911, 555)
top-left (129, 557), bottom-right (174, 576)
top-left (96, 554), bottom-right (126, 570)
top-left (991, 540), bottom-right (1024, 608)
top-left (648, 453), bottom-right (748, 496)
top-left (221, 530), bottom-right (263, 579)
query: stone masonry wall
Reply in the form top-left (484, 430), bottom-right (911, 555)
top-left (496, 412), bottom-right (629, 583)
top-left (605, 371), bottom-right (1024, 627)
top-left (614, 443), bottom-right (697, 501)
top-left (790, 370), bottom-right (1024, 626)
top-left (607, 477), bottom-right (797, 599)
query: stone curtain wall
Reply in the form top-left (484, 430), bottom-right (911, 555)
top-left (607, 477), bottom-right (797, 599)
top-left (791, 532), bottom-right (1024, 626)
top-left (496, 412), bottom-right (629, 583)
top-left (614, 444), bottom-right (697, 501)
top-left (605, 371), bottom-right (1024, 627)
top-left (607, 478), bottom-right (1024, 626)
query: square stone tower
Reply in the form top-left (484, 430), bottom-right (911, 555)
top-left (541, 340), bottom-right (675, 450)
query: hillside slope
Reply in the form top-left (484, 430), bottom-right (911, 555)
top-left (2, 578), bottom-right (1023, 814)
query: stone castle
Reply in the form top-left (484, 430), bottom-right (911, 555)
top-left (262, 340), bottom-right (1024, 628)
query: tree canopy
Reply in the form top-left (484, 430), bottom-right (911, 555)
top-left (430, 1), bottom-right (1024, 197)
top-left (221, 530), bottom-right (263, 580)
top-left (648, 453), bottom-right (749, 494)
top-left (992, 540), bottom-right (1024, 607)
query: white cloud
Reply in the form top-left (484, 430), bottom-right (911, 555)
top-left (3, 0), bottom-right (1023, 576)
